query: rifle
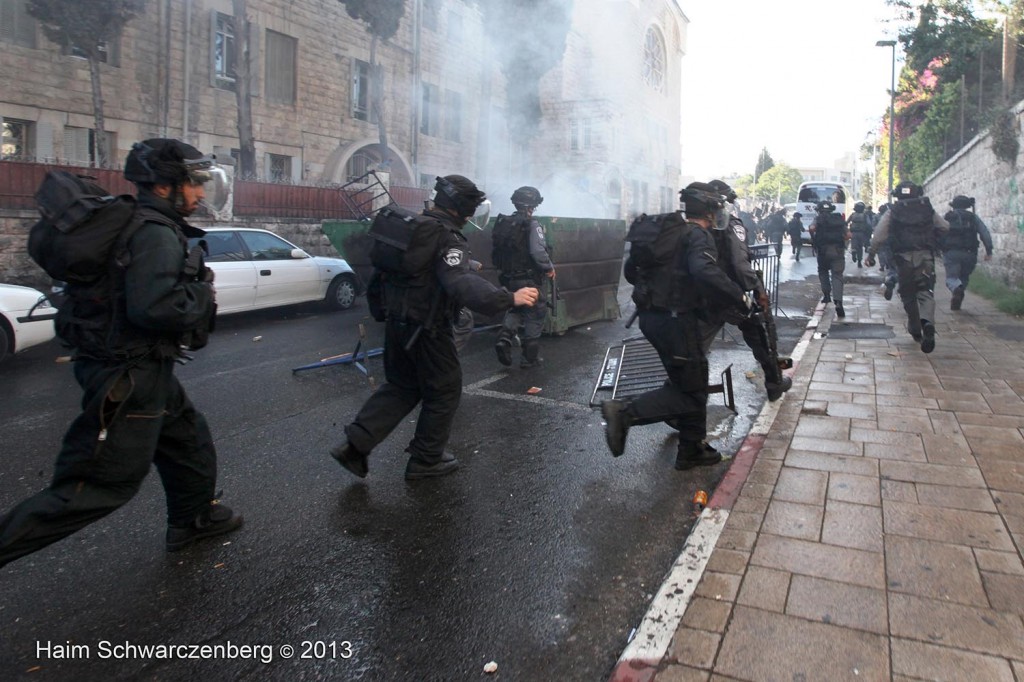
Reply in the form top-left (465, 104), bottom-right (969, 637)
top-left (546, 275), bottom-right (560, 313)
top-left (748, 287), bottom-right (792, 382)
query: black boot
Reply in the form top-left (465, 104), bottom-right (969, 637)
top-left (330, 440), bottom-right (368, 479)
top-left (920, 320), bottom-right (936, 354)
top-left (675, 440), bottom-right (724, 471)
top-left (495, 330), bottom-right (514, 366)
top-left (166, 500), bottom-right (244, 552)
top-left (601, 399), bottom-right (632, 457)
top-left (520, 339), bottom-right (543, 368)
top-left (766, 376), bottom-right (793, 402)
top-left (951, 286), bottom-right (965, 311)
top-left (834, 301), bottom-right (845, 318)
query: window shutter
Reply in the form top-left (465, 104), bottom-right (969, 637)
top-left (36, 122), bottom-right (54, 162)
top-left (292, 155), bottom-right (301, 184)
top-left (0, 2), bottom-right (14, 43)
top-left (63, 127), bottom-right (89, 166)
top-left (263, 152), bottom-right (271, 181)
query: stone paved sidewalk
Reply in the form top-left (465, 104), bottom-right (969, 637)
top-left (654, 277), bottom-right (1024, 682)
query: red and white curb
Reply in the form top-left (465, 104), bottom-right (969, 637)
top-left (609, 305), bottom-right (827, 682)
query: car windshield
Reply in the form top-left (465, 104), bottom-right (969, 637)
top-left (798, 186), bottom-right (846, 204)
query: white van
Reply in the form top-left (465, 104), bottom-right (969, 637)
top-left (794, 182), bottom-right (850, 244)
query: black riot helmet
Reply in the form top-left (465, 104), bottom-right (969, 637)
top-left (853, 201), bottom-right (865, 212)
top-left (816, 200), bottom-right (836, 214)
top-left (892, 181), bottom-right (923, 201)
top-left (125, 138), bottom-right (217, 186)
top-left (124, 138), bottom-right (228, 213)
top-left (793, 212), bottom-right (803, 219)
top-left (510, 185), bottom-right (544, 210)
top-left (950, 195), bottom-right (975, 210)
top-left (433, 174), bottom-right (487, 219)
top-left (679, 181), bottom-right (726, 216)
top-left (708, 179), bottom-right (738, 204)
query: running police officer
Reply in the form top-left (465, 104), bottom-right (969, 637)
top-left (787, 212), bottom-right (804, 261)
top-left (601, 182), bottom-right (751, 471)
top-left (331, 175), bottom-right (539, 480)
top-left (809, 200), bottom-right (850, 318)
top-left (867, 181), bottom-right (949, 353)
top-left (491, 186), bottom-right (555, 368)
top-left (0, 139), bottom-right (241, 568)
top-left (941, 195), bottom-right (994, 311)
top-left (847, 201), bottom-right (873, 267)
top-left (703, 179), bottom-right (792, 402)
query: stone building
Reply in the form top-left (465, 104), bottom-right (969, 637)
top-left (1, 0), bottom-right (686, 220)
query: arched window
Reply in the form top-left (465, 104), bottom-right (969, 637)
top-left (642, 27), bottom-right (666, 93)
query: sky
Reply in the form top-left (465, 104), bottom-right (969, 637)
top-left (678, 0), bottom-right (905, 180)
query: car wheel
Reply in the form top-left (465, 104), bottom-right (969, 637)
top-left (326, 275), bottom-right (358, 310)
top-left (0, 321), bottom-right (11, 364)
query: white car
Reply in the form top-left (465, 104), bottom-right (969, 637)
top-left (188, 228), bottom-right (362, 315)
top-left (0, 283), bottom-right (57, 363)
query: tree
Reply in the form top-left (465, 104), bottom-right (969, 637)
top-left (27, 0), bottom-right (144, 168)
top-left (232, 0), bottom-right (257, 180)
top-left (753, 164), bottom-right (802, 204)
top-left (754, 148), bottom-right (774, 183)
top-left (340, 0), bottom-right (407, 172)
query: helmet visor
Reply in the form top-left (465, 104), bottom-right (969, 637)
top-left (192, 165), bottom-right (230, 212)
top-left (466, 199), bottom-right (491, 231)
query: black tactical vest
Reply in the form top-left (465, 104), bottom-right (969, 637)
top-left (815, 213), bottom-right (846, 247)
top-left (944, 209), bottom-right (979, 251)
top-left (889, 198), bottom-right (935, 253)
top-left (627, 212), bottom-right (704, 313)
top-left (490, 213), bottom-right (534, 275)
top-left (849, 212), bottom-right (871, 235)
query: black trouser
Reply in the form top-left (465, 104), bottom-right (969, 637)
top-left (816, 244), bottom-right (846, 302)
top-left (0, 355), bottom-right (217, 568)
top-left (700, 315), bottom-right (781, 386)
top-left (346, 316), bottom-right (462, 463)
top-left (625, 310), bottom-right (708, 444)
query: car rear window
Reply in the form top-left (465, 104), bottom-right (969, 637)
top-left (798, 186), bottom-right (846, 204)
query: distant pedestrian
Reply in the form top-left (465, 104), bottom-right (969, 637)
top-left (940, 195), bottom-right (993, 311)
top-left (765, 209), bottom-right (787, 257)
top-left (787, 212), bottom-right (804, 261)
top-left (867, 182), bottom-right (949, 353)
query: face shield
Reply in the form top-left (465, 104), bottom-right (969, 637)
top-left (188, 163), bottom-right (230, 213)
top-left (714, 204), bottom-right (731, 230)
top-left (466, 199), bottom-right (491, 231)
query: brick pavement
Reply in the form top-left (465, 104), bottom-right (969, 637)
top-left (641, 277), bottom-right (1024, 682)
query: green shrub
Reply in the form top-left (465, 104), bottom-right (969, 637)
top-left (969, 270), bottom-right (1024, 316)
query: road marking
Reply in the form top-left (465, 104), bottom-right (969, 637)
top-left (463, 373), bottom-right (592, 412)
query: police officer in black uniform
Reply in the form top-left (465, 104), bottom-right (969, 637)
top-left (847, 201), bottom-right (873, 267)
top-left (809, 200), bottom-right (850, 318)
top-left (0, 139), bottom-right (241, 568)
top-left (702, 180), bottom-right (792, 402)
top-left (492, 186), bottom-right (555, 369)
top-left (787, 212), bottom-right (804, 261)
top-left (601, 182), bottom-right (751, 470)
top-left (867, 181), bottom-right (949, 352)
top-left (941, 195), bottom-right (994, 311)
top-left (331, 175), bottom-right (539, 480)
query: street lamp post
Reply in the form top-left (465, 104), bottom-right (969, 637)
top-left (876, 40), bottom-right (897, 201)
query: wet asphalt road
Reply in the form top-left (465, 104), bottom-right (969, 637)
top-left (0, 258), bottom-right (817, 681)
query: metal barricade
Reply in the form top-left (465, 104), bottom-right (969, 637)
top-left (748, 244), bottom-right (780, 316)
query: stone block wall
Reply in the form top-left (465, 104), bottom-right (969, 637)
top-left (924, 100), bottom-right (1024, 287)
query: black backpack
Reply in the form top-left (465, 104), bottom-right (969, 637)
top-left (626, 211), bottom-right (686, 269)
top-left (28, 171), bottom-right (141, 284)
top-left (365, 206), bottom-right (447, 322)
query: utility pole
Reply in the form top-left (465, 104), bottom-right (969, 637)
top-left (876, 40), bottom-right (897, 198)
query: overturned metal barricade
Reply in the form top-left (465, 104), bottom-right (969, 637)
top-left (589, 337), bottom-right (735, 412)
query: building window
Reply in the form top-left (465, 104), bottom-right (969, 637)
top-left (583, 118), bottom-right (593, 149)
top-left (267, 153), bottom-right (292, 183)
top-left (63, 126), bottom-right (116, 167)
top-left (420, 83), bottom-right (440, 136)
top-left (352, 59), bottom-right (376, 122)
top-left (265, 29), bottom-right (296, 105)
top-left (0, 0), bottom-right (37, 48)
top-left (569, 119), bottom-right (579, 151)
top-left (2, 118), bottom-right (33, 161)
top-left (444, 90), bottom-right (461, 142)
top-left (642, 27), bottom-right (665, 93)
top-left (345, 150), bottom-right (378, 183)
top-left (213, 12), bottom-right (236, 90)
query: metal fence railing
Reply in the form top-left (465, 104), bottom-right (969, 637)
top-left (748, 243), bottom-right (780, 315)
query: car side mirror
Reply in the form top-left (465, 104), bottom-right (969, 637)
top-left (290, 248), bottom-right (310, 259)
